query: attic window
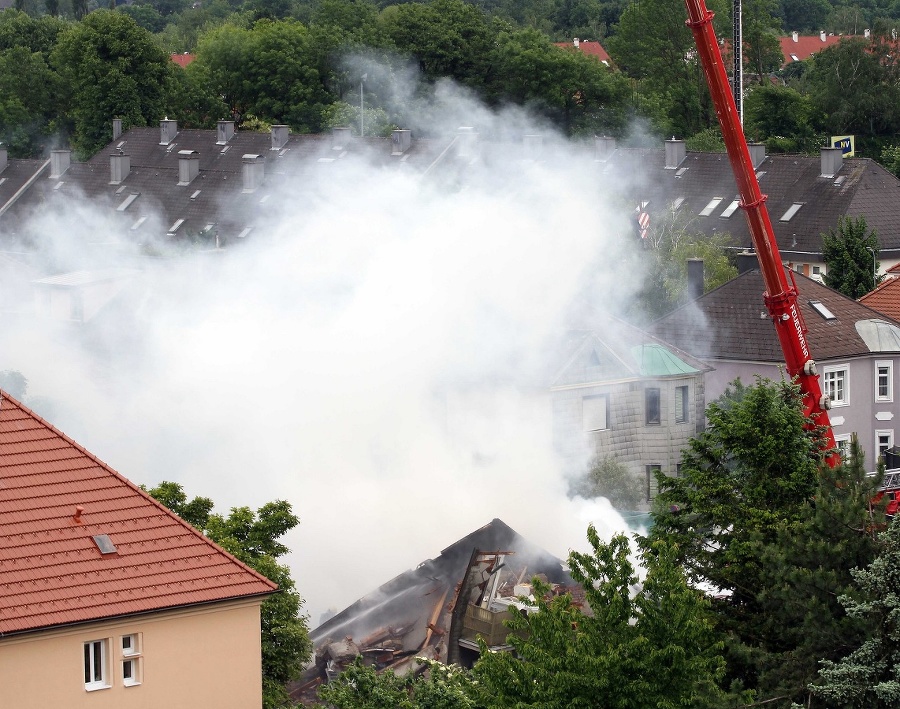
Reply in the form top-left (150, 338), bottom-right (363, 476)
top-left (674, 167), bottom-right (688, 177)
top-left (237, 227), bottom-right (252, 239)
top-left (780, 203), bottom-right (803, 221)
top-left (720, 199), bottom-right (740, 218)
top-left (168, 218), bottom-right (185, 234)
top-left (190, 189), bottom-right (201, 201)
top-left (166, 143), bottom-right (177, 153)
top-left (92, 534), bottom-right (117, 554)
top-left (259, 194), bottom-right (270, 204)
top-left (53, 181), bottom-right (65, 191)
top-left (116, 193), bottom-right (139, 211)
top-left (809, 300), bottom-right (836, 320)
top-left (220, 145), bottom-right (230, 154)
top-left (834, 176), bottom-right (846, 186)
top-left (130, 216), bottom-right (148, 231)
top-left (755, 170), bottom-right (766, 179)
top-left (116, 141), bottom-right (125, 149)
top-left (671, 197), bottom-right (685, 210)
top-left (278, 148), bottom-right (289, 157)
top-left (0, 177), bottom-right (5, 186)
top-left (115, 185), bottom-right (126, 195)
top-left (790, 53), bottom-right (800, 61)
top-left (699, 197), bottom-right (723, 216)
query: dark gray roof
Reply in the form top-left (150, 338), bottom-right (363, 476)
top-left (602, 148), bottom-right (900, 259)
top-left (649, 266), bottom-right (900, 362)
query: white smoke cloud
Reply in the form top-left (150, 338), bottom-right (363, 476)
top-left (2, 93), bottom-right (652, 625)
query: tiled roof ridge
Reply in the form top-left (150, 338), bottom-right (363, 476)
top-left (860, 275), bottom-right (900, 301)
top-left (0, 389), bottom-right (278, 595)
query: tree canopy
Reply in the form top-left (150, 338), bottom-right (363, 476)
top-left (822, 214), bottom-right (881, 298)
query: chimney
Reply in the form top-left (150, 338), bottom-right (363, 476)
top-left (737, 251), bottom-right (758, 274)
top-left (687, 258), bottom-right (704, 300)
top-left (594, 135), bottom-right (616, 161)
top-left (332, 126), bottom-right (351, 149)
top-left (0, 146), bottom-right (7, 174)
top-left (820, 30), bottom-right (827, 42)
top-left (109, 152), bottom-right (130, 184)
top-left (523, 134), bottom-right (543, 159)
top-left (574, 38), bottom-right (580, 48)
top-left (390, 129), bottom-right (411, 155)
top-left (160, 118), bottom-right (178, 145)
top-left (748, 142), bottom-right (766, 168)
top-left (270, 124), bottom-right (289, 151)
top-left (112, 118), bottom-right (123, 141)
top-left (456, 126), bottom-right (478, 159)
top-left (792, 31), bottom-right (799, 42)
top-left (50, 149), bottom-right (70, 179)
top-left (665, 138), bottom-right (686, 169)
top-left (177, 149), bottom-right (200, 185)
top-left (865, 28), bottom-right (871, 38)
top-left (820, 146), bottom-right (843, 178)
top-left (216, 120), bottom-right (235, 145)
top-left (242, 154), bottom-right (265, 192)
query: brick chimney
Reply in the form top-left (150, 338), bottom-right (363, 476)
top-left (332, 126), bottom-right (351, 149)
top-left (50, 149), bottom-right (70, 179)
top-left (665, 138), bottom-right (686, 169)
top-left (160, 118), bottom-right (178, 146)
top-left (216, 120), bottom-right (235, 145)
top-left (112, 118), bottom-right (123, 141)
top-left (242, 154), bottom-right (265, 192)
top-left (109, 152), bottom-right (130, 184)
top-left (594, 136), bottom-right (616, 161)
top-left (177, 149), bottom-right (200, 185)
top-left (391, 129), bottom-right (411, 155)
top-left (270, 125), bottom-right (289, 151)
top-left (820, 146), bottom-right (843, 178)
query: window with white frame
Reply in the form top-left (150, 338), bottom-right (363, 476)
top-left (675, 385), bottom-right (689, 423)
top-left (834, 434), bottom-right (852, 462)
top-left (582, 395), bottom-right (609, 432)
top-left (83, 639), bottom-right (109, 691)
top-left (876, 361), bottom-right (893, 402)
top-left (121, 634), bottom-right (142, 687)
top-left (877, 430), bottom-right (894, 462)
top-left (823, 366), bottom-right (849, 406)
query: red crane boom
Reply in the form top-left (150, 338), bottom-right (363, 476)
top-left (682, 0), bottom-right (837, 459)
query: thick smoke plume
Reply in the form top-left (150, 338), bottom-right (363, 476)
top-left (2, 93), bottom-right (651, 624)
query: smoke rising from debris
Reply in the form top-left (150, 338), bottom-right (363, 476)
top-left (1, 92), bottom-right (650, 624)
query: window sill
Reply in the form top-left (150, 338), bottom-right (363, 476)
top-left (85, 683), bottom-right (111, 692)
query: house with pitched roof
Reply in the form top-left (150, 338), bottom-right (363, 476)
top-left (859, 263), bottom-right (900, 321)
top-left (779, 31), bottom-right (846, 65)
top-left (649, 262), bottom-right (900, 470)
top-left (596, 137), bottom-right (900, 280)
top-left (551, 314), bottom-right (710, 505)
top-left (0, 391), bottom-right (277, 708)
top-left (554, 38), bottom-right (613, 66)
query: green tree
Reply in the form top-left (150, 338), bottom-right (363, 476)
top-left (0, 46), bottom-right (57, 157)
top-left (51, 11), bottom-right (175, 158)
top-left (880, 143), bottom-right (900, 178)
top-left (744, 83), bottom-right (819, 153)
top-left (145, 482), bottom-right (312, 709)
top-left (570, 455), bottom-right (644, 510)
top-left (822, 214), bottom-right (881, 298)
top-left (473, 526), bottom-right (726, 708)
top-left (742, 0), bottom-right (784, 79)
top-left (812, 515), bottom-right (900, 707)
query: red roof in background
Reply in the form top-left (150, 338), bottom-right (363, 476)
top-left (0, 391), bottom-right (277, 635)
top-left (170, 53), bottom-right (196, 68)
top-left (859, 276), bottom-right (900, 321)
top-left (554, 39), bottom-right (612, 65)
top-left (780, 33), bottom-right (846, 63)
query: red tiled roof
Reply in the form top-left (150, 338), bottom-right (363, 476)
top-left (170, 53), bottom-right (196, 68)
top-left (554, 39), bottom-right (612, 65)
top-left (0, 392), bottom-right (276, 635)
top-left (860, 276), bottom-right (900, 321)
top-left (780, 33), bottom-right (846, 63)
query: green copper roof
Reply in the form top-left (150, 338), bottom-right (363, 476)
top-left (632, 344), bottom-right (700, 376)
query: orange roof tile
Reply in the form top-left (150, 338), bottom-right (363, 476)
top-left (780, 33), bottom-right (846, 63)
top-left (554, 39), bottom-right (612, 65)
top-left (170, 53), bottom-right (196, 68)
top-left (860, 276), bottom-right (900, 321)
top-left (0, 391), bottom-right (276, 635)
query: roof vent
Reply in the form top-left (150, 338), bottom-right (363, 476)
top-left (110, 152), bottom-right (130, 184)
top-left (160, 118), bottom-right (178, 146)
top-left (112, 118), bottom-right (123, 141)
top-left (664, 138), bottom-right (686, 169)
top-left (792, 31), bottom-right (799, 42)
top-left (50, 150), bottom-right (71, 179)
top-left (73, 505), bottom-right (84, 523)
top-left (216, 120), bottom-right (235, 145)
top-left (242, 154), bottom-right (265, 193)
top-left (594, 135), bottom-right (616, 161)
top-left (820, 30), bottom-right (827, 42)
top-left (820, 146), bottom-right (843, 178)
top-left (271, 125), bottom-right (289, 151)
top-left (177, 150), bottom-right (200, 185)
top-left (92, 534), bottom-right (117, 555)
top-left (391, 129), bottom-right (411, 155)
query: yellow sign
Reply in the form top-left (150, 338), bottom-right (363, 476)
top-left (831, 135), bottom-right (855, 157)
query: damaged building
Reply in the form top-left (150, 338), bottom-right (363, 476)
top-left (289, 518), bottom-right (579, 704)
